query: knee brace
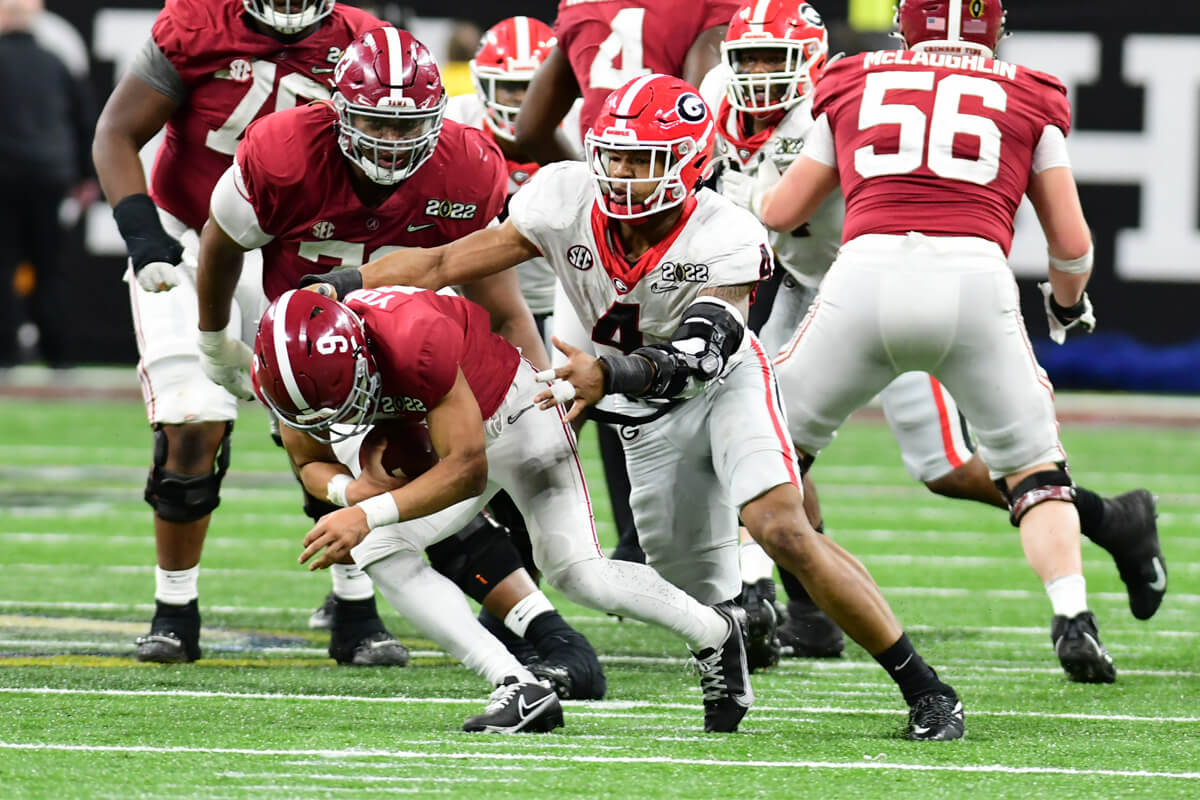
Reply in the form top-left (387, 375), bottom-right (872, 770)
top-left (996, 466), bottom-right (1075, 527)
top-left (425, 514), bottom-right (523, 604)
top-left (144, 422), bottom-right (232, 523)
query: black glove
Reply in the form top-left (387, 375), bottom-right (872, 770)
top-left (299, 269), bottom-right (364, 300)
top-left (112, 193), bottom-right (183, 273)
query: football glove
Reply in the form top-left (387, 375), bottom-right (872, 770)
top-left (197, 328), bottom-right (255, 401)
top-left (719, 157), bottom-right (781, 219)
top-left (1038, 281), bottom-right (1096, 345)
top-left (112, 193), bottom-right (184, 293)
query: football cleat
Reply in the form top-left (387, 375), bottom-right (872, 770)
top-left (1052, 611), bottom-right (1116, 683)
top-left (736, 579), bottom-right (781, 672)
top-left (777, 599), bottom-right (845, 658)
top-left (461, 676), bottom-right (565, 734)
top-left (135, 599), bottom-right (201, 663)
top-left (1099, 489), bottom-right (1166, 620)
top-left (335, 630), bottom-right (410, 667)
top-left (328, 596), bottom-right (409, 667)
top-left (905, 691), bottom-right (965, 741)
top-left (529, 630), bottom-right (608, 700)
top-left (690, 604), bottom-right (755, 733)
top-left (308, 592), bottom-right (336, 630)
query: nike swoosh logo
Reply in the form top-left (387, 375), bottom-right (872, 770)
top-left (517, 691), bottom-right (556, 720)
top-left (894, 653), bottom-right (914, 671)
top-left (407, 223), bottom-right (435, 232)
top-left (1148, 556), bottom-right (1167, 592)
top-left (311, 66), bottom-right (334, 74)
top-left (506, 403), bottom-right (534, 425)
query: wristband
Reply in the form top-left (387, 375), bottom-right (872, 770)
top-left (1048, 243), bottom-right (1093, 275)
top-left (326, 474), bottom-right (352, 507)
top-left (113, 193), bottom-right (183, 272)
top-left (597, 354), bottom-right (655, 395)
top-left (358, 493), bottom-right (400, 528)
top-left (299, 269), bottom-right (364, 298)
top-left (196, 327), bottom-right (233, 356)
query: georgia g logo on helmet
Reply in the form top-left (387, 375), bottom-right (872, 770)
top-left (676, 92), bottom-right (707, 124)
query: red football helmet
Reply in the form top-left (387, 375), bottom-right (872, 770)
top-left (895, 0), bottom-right (1007, 58)
top-left (332, 27), bottom-right (446, 185)
top-left (721, 0), bottom-right (829, 114)
top-left (242, 0), bottom-right (334, 35)
top-left (470, 16), bottom-right (556, 142)
top-left (585, 74), bottom-right (716, 220)
top-left (252, 290), bottom-right (380, 443)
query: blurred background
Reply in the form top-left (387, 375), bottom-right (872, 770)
top-left (7, 0), bottom-right (1200, 392)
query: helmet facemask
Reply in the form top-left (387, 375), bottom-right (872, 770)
top-left (722, 38), bottom-right (826, 114)
top-left (335, 93), bottom-right (446, 185)
top-left (242, 0), bottom-right (334, 35)
top-left (586, 136), bottom-right (696, 221)
top-left (470, 65), bottom-right (533, 142)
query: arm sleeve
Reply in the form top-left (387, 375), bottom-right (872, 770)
top-left (129, 36), bottom-right (187, 103)
top-left (209, 163), bottom-right (274, 249)
top-left (800, 113), bottom-right (837, 167)
top-left (1032, 124), bottom-right (1071, 174)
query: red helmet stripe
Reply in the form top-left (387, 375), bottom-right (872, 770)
top-left (272, 290), bottom-right (314, 414)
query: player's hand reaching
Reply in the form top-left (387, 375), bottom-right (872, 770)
top-left (534, 336), bottom-right (605, 423)
top-left (1038, 282), bottom-right (1096, 344)
top-left (112, 194), bottom-right (185, 292)
top-left (299, 506), bottom-right (370, 570)
top-left (196, 328), bottom-right (255, 400)
top-left (719, 157), bottom-right (781, 219)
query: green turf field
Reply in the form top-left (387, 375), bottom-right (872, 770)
top-left (0, 392), bottom-right (1197, 799)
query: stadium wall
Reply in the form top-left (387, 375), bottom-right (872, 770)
top-left (41, 2), bottom-right (1200, 390)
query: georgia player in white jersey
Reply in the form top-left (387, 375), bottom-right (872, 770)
top-left (320, 73), bottom-right (967, 741)
top-left (444, 16), bottom-right (583, 340)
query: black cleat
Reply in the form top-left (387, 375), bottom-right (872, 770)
top-left (905, 691), bottom-right (965, 741)
top-left (135, 599), bottom-right (201, 663)
top-left (328, 596), bottom-right (409, 666)
top-left (1052, 611), bottom-right (1116, 683)
top-left (529, 631), bottom-right (607, 700)
top-left (308, 592), bottom-right (336, 630)
top-left (462, 676), bottom-right (564, 734)
top-left (1099, 490), bottom-right (1166, 620)
top-left (690, 604), bottom-right (754, 733)
top-left (778, 599), bottom-right (845, 658)
top-left (736, 579), bottom-right (781, 672)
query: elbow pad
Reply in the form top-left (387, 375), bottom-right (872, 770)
top-left (668, 297), bottom-right (745, 381)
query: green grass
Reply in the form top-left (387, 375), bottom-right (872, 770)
top-left (0, 396), bottom-right (1197, 799)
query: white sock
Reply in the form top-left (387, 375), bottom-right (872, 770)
top-left (504, 591), bottom-right (555, 638)
top-left (331, 563), bottom-right (374, 601)
top-left (154, 566), bottom-right (198, 605)
top-left (364, 551), bottom-right (527, 686)
top-left (1046, 574), bottom-right (1088, 618)
top-left (739, 541), bottom-right (775, 584)
top-left (551, 558), bottom-right (729, 652)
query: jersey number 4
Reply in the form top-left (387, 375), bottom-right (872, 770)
top-left (592, 302), bottom-right (642, 354)
top-left (205, 61), bottom-right (329, 155)
top-left (589, 8), bottom-right (652, 91)
top-left (855, 72), bottom-right (1006, 186)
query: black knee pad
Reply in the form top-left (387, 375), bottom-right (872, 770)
top-left (996, 466), bottom-right (1075, 527)
top-left (426, 514), bottom-right (524, 604)
top-left (144, 422), bottom-right (232, 523)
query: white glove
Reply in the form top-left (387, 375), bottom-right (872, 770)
top-left (135, 261), bottom-right (181, 293)
top-left (1038, 282), bottom-right (1096, 345)
top-left (197, 328), bottom-right (255, 401)
top-left (719, 158), bottom-right (781, 219)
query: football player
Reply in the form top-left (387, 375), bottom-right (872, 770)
top-left (90, 0), bottom-right (412, 666)
top-left (710, 0), bottom-right (1164, 667)
top-left (757, 0), bottom-right (1166, 682)
top-left (315, 74), bottom-right (966, 741)
top-left (255, 287), bottom-right (750, 733)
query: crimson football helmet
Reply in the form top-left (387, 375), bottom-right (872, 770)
top-left (332, 27), bottom-right (447, 185)
top-left (243, 0), bottom-right (334, 35)
top-left (895, 0), bottom-right (1007, 58)
top-left (252, 290), bottom-right (380, 443)
top-left (721, 0), bottom-right (829, 114)
top-left (470, 16), bottom-right (556, 142)
top-left (585, 74), bottom-right (716, 220)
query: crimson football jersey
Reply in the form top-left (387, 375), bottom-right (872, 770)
top-left (148, 0), bottom-right (382, 230)
top-left (233, 102), bottom-right (507, 300)
top-left (555, 0), bottom-right (741, 136)
top-left (812, 50), bottom-right (1071, 254)
top-left (343, 287), bottom-right (520, 422)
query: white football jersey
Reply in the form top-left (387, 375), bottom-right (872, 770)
top-left (700, 65), bottom-right (842, 288)
top-left (508, 161), bottom-right (770, 365)
top-left (444, 93), bottom-right (585, 315)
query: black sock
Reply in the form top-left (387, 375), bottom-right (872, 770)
top-left (779, 522), bottom-right (823, 606)
top-left (873, 633), bottom-right (952, 706)
top-left (525, 611), bottom-right (578, 658)
top-left (332, 595), bottom-right (380, 623)
top-left (1074, 486), bottom-right (1108, 547)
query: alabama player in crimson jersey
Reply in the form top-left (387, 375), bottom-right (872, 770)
top-left (759, 0), bottom-right (1166, 683)
top-left (707, 0), bottom-right (1162, 669)
top-left (320, 74), bottom-right (966, 740)
top-left (255, 287), bottom-right (750, 733)
top-left (513, 0), bottom-right (743, 163)
top-left (90, 0), bottom-right (409, 666)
